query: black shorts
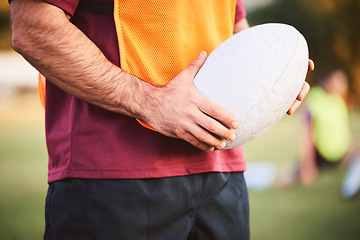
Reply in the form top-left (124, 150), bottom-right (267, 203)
top-left (44, 172), bottom-right (249, 240)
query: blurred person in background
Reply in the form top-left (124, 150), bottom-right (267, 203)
top-left (298, 64), bottom-right (350, 186)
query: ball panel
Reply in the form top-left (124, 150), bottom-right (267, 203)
top-left (224, 35), bottom-right (308, 148)
top-left (194, 23), bottom-right (309, 149)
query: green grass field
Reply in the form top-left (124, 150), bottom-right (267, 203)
top-left (1, 91), bottom-right (359, 240)
top-left (245, 107), bottom-right (360, 240)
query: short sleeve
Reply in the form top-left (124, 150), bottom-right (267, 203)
top-left (43, 0), bottom-right (80, 16)
top-left (8, 0), bottom-right (79, 17)
top-left (235, 0), bottom-right (247, 23)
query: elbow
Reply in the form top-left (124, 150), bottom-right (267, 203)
top-left (10, 11), bottom-right (39, 57)
top-left (11, 31), bottom-right (23, 54)
top-left (10, 0), bottom-right (68, 57)
top-left (10, 1), bottom-right (33, 55)
top-left (10, 23), bottom-right (31, 56)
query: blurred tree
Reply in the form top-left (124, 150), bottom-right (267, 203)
top-left (247, 0), bottom-right (360, 106)
top-left (0, 1), bottom-right (11, 50)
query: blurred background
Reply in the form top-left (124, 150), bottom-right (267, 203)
top-left (1, 0), bottom-right (359, 239)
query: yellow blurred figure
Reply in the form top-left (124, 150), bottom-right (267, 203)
top-left (299, 65), bottom-right (350, 185)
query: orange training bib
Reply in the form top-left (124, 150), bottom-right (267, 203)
top-left (113, 0), bottom-right (236, 129)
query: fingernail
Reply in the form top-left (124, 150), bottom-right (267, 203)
top-left (208, 147), bottom-right (215, 152)
top-left (231, 121), bottom-right (239, 129)
top-left (219, 142), bottom-right (226, 149)
top-left (298, 93), bottom-right (304, 101)
top-left (229, 133), bottom-right (236, 141)
top-left (288, 108), bottom-right (294, 115)
top-left (199, 51), bottom-right (207, 58)
top-left (301, 92), bottom-right (306, 100)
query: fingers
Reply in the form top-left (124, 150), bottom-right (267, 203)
top-left (173, 105), bottom-right (237, 150)
top-left (198, 101), bottom-right (238, 132)
top-left (178, 125), bottom-right (224, 152)
top-left (149, 51), bottom-right (239, 151)
top-left (194, 110), bottom-right (237, 145)
top-left (169, 51), bottom-right (238, 149)
top-left (308, 59), bottom-right (315, 72)
top-left (162, 115), bottom-right (228, 151)
top-left (287, 59), bottom-right (314, 115)
top-left (193, 101), bottom-right (238, 150)
top-left (297, 81), bottom-right (310, 101)
top-left (188, 52), bottom-right (239, 149)
top-left (287, 99), bottom-right (301, 115)
top-left (287, 81), bottom-right (310, 115)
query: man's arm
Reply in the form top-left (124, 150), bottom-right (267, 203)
top-left (10, 0), bottom-right (238, 151)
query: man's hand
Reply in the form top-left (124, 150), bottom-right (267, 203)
top-left (10, 0), bottom-right (238, 152)
top-left (287, 59), bottom-right (314, 115)
top-left (142, 52), bottom-right (238, 152)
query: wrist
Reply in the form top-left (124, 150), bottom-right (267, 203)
top-left (110, 69), bottom-right (161, 122)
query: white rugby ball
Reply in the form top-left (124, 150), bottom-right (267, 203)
top-left (194, 23), bottom-right (309, 149)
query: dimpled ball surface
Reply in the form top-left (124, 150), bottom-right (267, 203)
top-left (194, 23), bottom-right (309, 149)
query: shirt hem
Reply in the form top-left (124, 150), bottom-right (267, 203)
top-left (48, 163), bottom-right (247, 183)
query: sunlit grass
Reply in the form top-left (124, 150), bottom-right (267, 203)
top-left (0, 91), bottom-right (47, 240)
top-left (245, 109), bottom-right (360, 240)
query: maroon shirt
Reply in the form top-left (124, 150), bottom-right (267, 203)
top-left (44, 0), bottom-right (247, 183)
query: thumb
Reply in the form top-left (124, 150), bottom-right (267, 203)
top-left (185, 51), bottom-right (208, 79)
top-left (167, 51), bottom-right (207, 87)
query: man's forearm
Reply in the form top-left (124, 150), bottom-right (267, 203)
top-left (10, 0), bottom-right (240, 151)
top-left (10, 0), bottom-right (151, 119)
